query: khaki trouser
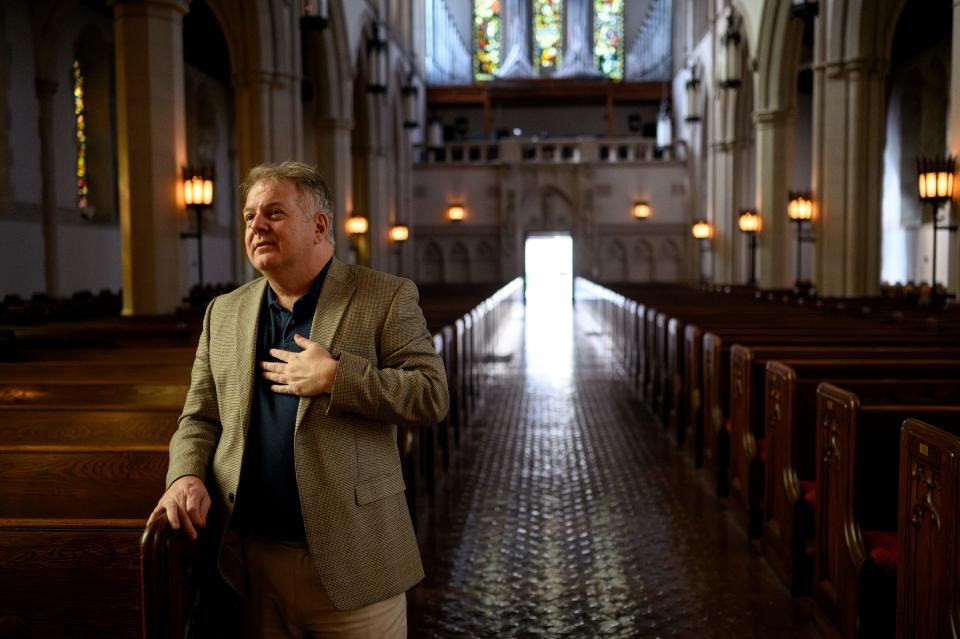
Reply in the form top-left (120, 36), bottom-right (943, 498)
top-left (237, 535), bottom-right (406, 639)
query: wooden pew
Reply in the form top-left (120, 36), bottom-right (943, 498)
top-left (812, 384), bottom-right (960, 639)
top-left (762, 368), bottom-right (960, 595)
top-left (896, 418), bottom-right (960, 639)
top-left (727, 347), bottom-right (960, 537)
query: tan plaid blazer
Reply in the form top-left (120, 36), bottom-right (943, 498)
top-left (166, 257), bottom-right (448, 610)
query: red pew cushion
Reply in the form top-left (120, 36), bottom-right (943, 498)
top-left (862, 530), bottom-right (898, 571)
top-left (799, 480), bottom-right (816, 507)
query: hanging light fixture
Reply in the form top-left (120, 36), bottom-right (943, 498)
top-left (447, 204), bottom-right (465, 222)
top-left (719, 12), bottom-right (742, 90)
top-left (401, 77), bottom-right (419, 129)
top-left (366, 22), bottom-right (388, 94)
top-left (656, 99), bottom-right (673, 150)
top-left (684, 65), bottom-right (702, 123)
top-left (790, 0), bottom-right (819, 19)
top-left (633, 201), bottom-right (652, 220)
top-left (180, 165), bottom-right (215, 289)
top-left (787, 191), bottom-right (813, 222)
top-left (691, 219), bottom-right (713, 240)
top-left (300, 0), bottom-right (329, 31)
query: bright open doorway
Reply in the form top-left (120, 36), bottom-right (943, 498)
top-left (524, 234), bottom-right (573, 303)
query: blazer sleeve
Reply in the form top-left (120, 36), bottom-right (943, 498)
top-left (165, 298), bottom-right (224, 487)
top-left (327, 278), bottom-right (449, 426)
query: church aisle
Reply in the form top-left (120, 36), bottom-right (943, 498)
top-left (408, 298), bottom-right (820, 638)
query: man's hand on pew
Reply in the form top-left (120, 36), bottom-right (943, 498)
top-left (147, 475), bottom-right (210, 540)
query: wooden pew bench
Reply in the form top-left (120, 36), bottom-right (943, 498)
top-left (812, 385), bottom-right (960, 639)
top-left (761, 369), bottom-right (960, 595)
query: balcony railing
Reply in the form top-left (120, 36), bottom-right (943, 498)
top-left (414, 137), bottom-right (678, 165)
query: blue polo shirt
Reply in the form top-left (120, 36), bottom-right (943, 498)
top-left (234, 259), bottom-right (332, 540)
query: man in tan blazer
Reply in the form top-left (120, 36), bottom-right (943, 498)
top-left (149, 161), bottom-right (448, 638)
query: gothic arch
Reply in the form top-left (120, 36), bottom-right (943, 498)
top-left (449, 241), bottom-right (471, 283)
top-left (630, 240), bottom-right (655, 282)
top-left (420, 240), bottom-right (444, 283)
top-left (659, 239), bottom-right (682, 283)
top-left (601, 239), bottom-right (628, 282)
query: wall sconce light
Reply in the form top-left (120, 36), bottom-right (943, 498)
top-left (738, 209), bottom-right (760, 286)
top-left (691, 219), bottom-right (713, 240)
top-left (366, 23), bottom-right (388, 94)
top-left (300, 0), bottom-right (329, 31)
top-left (632, 201), bottom-right (652, 220)
top-left (719, 13), bottom-right (742, 90)
top-left (917, 155), bottom-right (957, 307)
top-left (388, 223), bottom-right (410, 242)
top-left (180, 165), bottom-right (215, 287)
top-left (787, 191), bottom-right (815, 292)
top-left (402, 78), bottom-right (419, 129)
top-left (684, 65), bottom-right (702, 123)
top-left (790, 0), bottom-right (819, 19)
top-left (346, 215), bottom-right (369, 235)
top-left (447, 204), bottom-right (465, 222)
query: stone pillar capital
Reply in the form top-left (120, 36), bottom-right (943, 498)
top-left (753, 109), bottom-right (789, 128)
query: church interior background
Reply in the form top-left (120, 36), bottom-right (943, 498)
top-left (1, 0), bottom-right (953, 313)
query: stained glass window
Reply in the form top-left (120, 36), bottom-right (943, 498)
top-left (594, 0), bottom-right (623, 80)
top-left (72, 59), bottom-right (88, 210)
top-left (474, 0), bottom-right (502, 81)
top-left (534, 0), bottom-right (563, 72)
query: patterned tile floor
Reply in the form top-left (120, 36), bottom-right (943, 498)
top-left (408, 297), bottom-right (821, 638)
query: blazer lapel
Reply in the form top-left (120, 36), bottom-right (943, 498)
top-left (296, 258), bottom-right (356, 430)
top-left (236, 279), bottom-right (268, 437)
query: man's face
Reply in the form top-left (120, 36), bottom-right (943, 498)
top-left (243, 179), bottom-right (325, 274)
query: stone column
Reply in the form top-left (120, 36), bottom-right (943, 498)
top-left (314, 117), bottom-right (353, 261)
top-left (233, 68), bottom-right (303, 177)
top-left (754, 109), bottom-right (793, 288)
top-left (945, 0), bottom-right (960, 293)
top-left (556, 0), bottom-right (600, 78)
top-left (815, 59), bottom-right (885, 297)
top-left (498, 0), bottom-right (535, 78)
top-left (111, 0), bottom-right (188, 315)
top-left (35, 78), bottom-right (59, 298)
top-left (712, 139), bottom-right (737, 284)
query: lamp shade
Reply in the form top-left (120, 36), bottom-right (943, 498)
top-left (346, 216), bottom-right (368, 235)
top-left (402, 82), bottom-right (419, 129)
top-left (719, 14), bottom-right (742, 89)
top-left (917, 156), bottom-right (956, 204)
top-left (389, 224), bottom-right (409, 242)
top-left (183, 166), bottom-right (214, 206)
top-left (633, 201), bottom-right (651, 220)
top-left (692, 219), bottom-right (713, 239)
top-left (366, 23), bottom-right (388, 94)
top-left (787, 192), bottom-right (813, 221)
top-left (684, 71), bottom-right (702, 123)
top-left (738, 209), bottom-right (760, 233)
top-left (447, 204), bottom-right (465, 222)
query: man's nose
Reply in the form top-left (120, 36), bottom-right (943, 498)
top-left (249, 210), bottom-right (270, 233)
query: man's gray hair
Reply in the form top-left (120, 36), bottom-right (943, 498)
top-left (241, 161), bottom-right (336, 245)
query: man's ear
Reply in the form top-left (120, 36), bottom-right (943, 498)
top-left (316, 212), bottom-right (329, 243)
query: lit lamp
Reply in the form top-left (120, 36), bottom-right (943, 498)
top-left (180, 165), bottom-right (215, 288)
top-left (684, 66), bottom-right (702, 123)
top-left (388, 223), bottom-right (409, 242)
top-left (692, 219), bottom-right (713, 240)
top-left (917, 155), bottom-right (957, 308)
top-left (787, 191), bottom-right (815, 292)
top-left (738, 209), bottom-right (760, 286)
top-left (633, 201), bottom-right (652, 220)
top-left (346, 215), bottom-right (369, 235)
top-left (719, 13), bottom-right (742, 90)
top-left (366, 23), bottom-right (388, 94)
top-left (447, 204), bottom-right (465, 222)
top-left (300, 0), bottom-right (329, 30)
